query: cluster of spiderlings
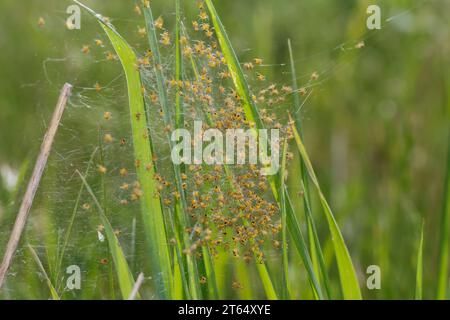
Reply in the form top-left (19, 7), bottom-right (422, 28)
top-left (82, 0), bottom-right (315, 264)
top-left (158, 1), bottom-right (295, 262)
top-left (151, 0), bottom-right (296, 263)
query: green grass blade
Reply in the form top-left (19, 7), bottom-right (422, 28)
top-left (415, 221), bottom-right (424, 300)
top-left (234, 258), bottom-right (254, 299)
top-left (99, 21), bottom-right (172, 299)
top-left (169, 205), bottom-right (192, 299)
top-left (55, 148), bottom-right (98, 289)
top-left (254, 261), bottom-right (278, 300)
top-left (204, 0), bottom-right (278, 299)
top-left (437, 73), bottom-right (450, 299)
top-left (285, 196), bottom-right (324, 299)
top-left (173, 249), bottom-right (184, 299)
top-left (204, 0), bottom-right (264, 130)
top-left (437, 131), bottom-right (450, 299)
top-left (74, 1), bottom-right (173, 298)
top-left (27, 244), bottom-right (60, 300)
top-left (97, 135), bottom-right (117, 299)
top-left (77, 170), bottom-right (139, 300)
top-left (142, 5), bottom-right (172, 128)
top-left (289, 115), bottom-right (362, 299)
top-left (175, 0), bottom-right (183, 129)
top-left (142, 2), bottom-right (203, 299)
top-left (201, 246), bottom-right (219, 299)
top-left (280, 138), bottom-right (290, 299)
top-left (287, 39), bottom-right (331, 299)
top-left (180, 23), bottom-right (277, 299)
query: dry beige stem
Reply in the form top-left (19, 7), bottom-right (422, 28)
top-left (0, 83), bottom-right (72, 289)
top-left (127, 272), bottom-right (145, 300)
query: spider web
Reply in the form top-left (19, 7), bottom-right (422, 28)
top-left (0, 0), bottom-right (432, 299)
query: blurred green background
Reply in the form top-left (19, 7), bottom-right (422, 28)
top-left (0, 0), bottom-right (449, 299)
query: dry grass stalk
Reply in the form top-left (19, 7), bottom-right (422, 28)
top-left (0, 83), bottom-right (72, 289)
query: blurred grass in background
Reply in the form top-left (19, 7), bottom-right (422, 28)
top-left (0, 0), bottom-right (449, 299)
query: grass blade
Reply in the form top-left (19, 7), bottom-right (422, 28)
top-left (175, 0), bottom-right (183, 129)
top-left (415, 221), bottom-right (424, 300)
top-left (285, 197), bottom-right (324, 299)
top-left (77, 170), bottom-right (139, 300)
top-left (0, 83), bottom-right (71, 289)
top-left (289, 114), bottom-right (362, 299)
top-left (287, 39), bottom-right (331, 299)
top-left (437, 73), bottom-right (450, 300)
top-left (204, 0), bottom-right (264, 130)
top-left (142, 2), bottom-right (203, 299)
top-left (55, 147), bottom-right (98, 290)
top-left (180, 20), bottom-right (278, 299)
top-left (437, 131), bottom-right (450, 299)
top-left (203, 0), bottom-right (279, 299)
top-left (27, 244), bottom-right (60, 300)
top-left (74, 1), bottom-right (173, 298)
top-left (255, 262), bottom-right (278, 300)
top-left (280, 138), bottom-right (291, 299)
